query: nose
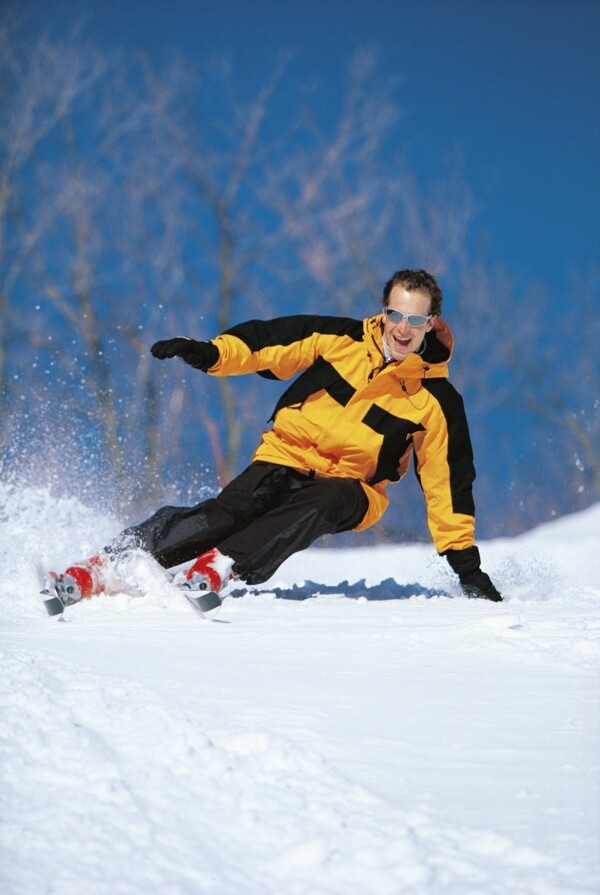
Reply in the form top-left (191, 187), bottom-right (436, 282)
top-left (395, 317), bottom-right (411, 334)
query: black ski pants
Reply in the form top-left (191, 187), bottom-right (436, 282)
top-left (114, 461), bottom-right (369, 585)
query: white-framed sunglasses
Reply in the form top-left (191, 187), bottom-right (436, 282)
top-left (383, 307), bottom-right (432, 328)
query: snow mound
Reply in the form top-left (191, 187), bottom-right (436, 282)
top-left (1, 645), bottom-right (589, 895)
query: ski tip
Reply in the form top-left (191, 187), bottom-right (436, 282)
top-left (184, 590), bottom-right (223, 619)
top-left (40, 590), bottom-right (65, 617)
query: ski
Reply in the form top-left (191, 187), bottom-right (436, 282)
top-left (40, 589), bottom-right (67, 617)
top-left (182, 589), bottom-right (223, 619)
top-left (40, 571), bottom-right (79, 618)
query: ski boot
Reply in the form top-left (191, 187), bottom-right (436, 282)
top-left (172, 548), bottom-right (234, 617)
top-left (41, 555), bottom-right (108, 617)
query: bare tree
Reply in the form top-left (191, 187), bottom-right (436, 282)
top-left (502, 270), bottom-right (600, 505)
top-left (143, 53), bottom-right (299, 484)
top-left (0, 19), bottom-right (108, 437)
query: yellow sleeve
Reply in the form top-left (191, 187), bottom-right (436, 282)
top-left (206, 315), bottom-right (364, 380)
top-left (208, 331), bottom-right (319, 379)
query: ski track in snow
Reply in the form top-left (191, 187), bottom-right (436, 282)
top-left (1, 482), bottom-right (599, 895)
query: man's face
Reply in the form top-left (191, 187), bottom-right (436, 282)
top-left (382, 285), bottom-right (435, 362)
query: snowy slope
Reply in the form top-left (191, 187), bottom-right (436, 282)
top-left (1, 482), bottom-right (599, 895)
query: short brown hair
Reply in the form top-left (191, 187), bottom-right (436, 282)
top-left (382, 269), bottom-right (443, 317)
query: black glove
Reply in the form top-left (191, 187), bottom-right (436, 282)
top-left (150, 338), bottom-right (219, 371)
top-left (444, 545), bottom-right (502, 602)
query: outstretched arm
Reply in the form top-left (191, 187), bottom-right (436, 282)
top-left (151, 315), bottom-right (364, 380)
top-left (413, 381), bottom-right (502, 602)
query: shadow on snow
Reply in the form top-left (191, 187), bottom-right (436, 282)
top-left (230, 578), bottom-right (451, 602)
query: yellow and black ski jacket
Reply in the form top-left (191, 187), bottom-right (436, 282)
top-left (207, 314), bottom-right (476, 553)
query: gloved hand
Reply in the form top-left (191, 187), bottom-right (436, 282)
top-left (444, 545), bottom-right (502, 602)
top-left (150, 338), bottom-right (219, 371)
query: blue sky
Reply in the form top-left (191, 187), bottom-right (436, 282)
top-left (18, 0), bottom-right (600, 298)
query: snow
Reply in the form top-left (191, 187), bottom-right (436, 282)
top-left (1, 480), bottom-right (599, 895)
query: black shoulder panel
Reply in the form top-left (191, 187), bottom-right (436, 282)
top-left (420, 379), bottom-right (476, 516)
top-left (224, 315), bottom-right (364, 352)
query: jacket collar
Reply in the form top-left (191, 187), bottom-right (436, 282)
top-left (365, 315), bottom-right (453, 378)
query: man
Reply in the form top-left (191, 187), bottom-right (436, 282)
top-left (44, 269), bottom-right (501, 614)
